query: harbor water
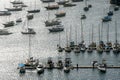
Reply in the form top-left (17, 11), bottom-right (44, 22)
top-left (0, 0), bottom-right (120, 80)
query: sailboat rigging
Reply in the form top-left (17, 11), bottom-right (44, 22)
top-left (27, 0), bottom-right (40, 13)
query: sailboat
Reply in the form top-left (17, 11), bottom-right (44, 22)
top-left (56, 57), bottom-right (63, 69)
top-left (72, 0), bottom-right (83, 2)
top-left (64, 30), bottom-right (72, 53)
top-left (88, 24), bottom-right (96, 50)
top-left (55, 11), bottom-right (66, 18)
top-left (27, 13), bottom-right (34, 20)
top-left (27, 0), bottom-right (40, 13)
top-left (87, 27), bottom-right (93, 53)
top-left (104, 23), bottom-right (112, 52)
top-left (57, 0), bottom-right (69, 5)
top-left (24, 34), bottom-right (39, 69)
top-left (57, 32), bottom-right (63, 52)
top-left (79, 19), bottom-right (86, 52)
top-left (74, 26), bottom-right (80, 53)
top-left (113, 21), bottom-right (119, 53)
top-left (21, 19), bottom-right (36, 34)
top-left (45, 10), bottom-right (61, 26)
top-left (36, 63), bottom-right (44, 74)
top-left (3, 15), bottom-right (15, 27)
top-left (96, 24), bottom-right (104, 53)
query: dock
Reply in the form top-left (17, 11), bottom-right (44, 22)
top-left (25, 66), bottom-right (120, 69)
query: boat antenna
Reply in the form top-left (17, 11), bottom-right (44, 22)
top-left (28, 34), bottom-right (31, 58)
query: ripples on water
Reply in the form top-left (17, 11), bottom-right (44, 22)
top-left (0, 0), bottom-right (120, 80)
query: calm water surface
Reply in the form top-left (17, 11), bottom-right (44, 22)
top-left (0, 0), bottom-right (120, 80)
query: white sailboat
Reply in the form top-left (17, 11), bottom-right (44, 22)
top-left (27, 0), bottom-right (40, 13)
top-left (21, 19), bottom-right (36, 34)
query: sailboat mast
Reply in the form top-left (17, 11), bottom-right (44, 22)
top-left (66, 30), bottom-right (68, 47)
top-left (98, 24), bottom-right (100, 42)
top-left (75, 26), bottom-right (77, 45)
top-left (59, 32), bottom-right (60, 46)
top-left (69, 25), bottom-right (72, 42)
top-left (101, 22), bottom-right (103, 41)
top-left (28, 34), bottom-right (31, 58)
top-left (92, 24), bottom-right (93, 43)
top-left (81, 19), bottom-right (84, 41)
top-left (115, 21), bottom-right (117, 43)
top-left (107, 23), bottom-right (109, 42)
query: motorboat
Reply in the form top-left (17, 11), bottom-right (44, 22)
top-left (11, 1), bottom-right (23, 4)
top-left (27, 9), bottom-right (40, 13)
top-left (5, 7), bottom-right (22, 11)
top-left (45, 19), bottom-right (61, 26)
top-left (72, 0), bottom-right (83, 2)
top-left (107, 11), bottom-right (113, 16)
top-left (114, 6), bottom-right (119, 11)
top-left (0, 11), bottom-right (11, 16)
top-left (3, 21), bottom-right (14, 27)
top-left (36, 63), bottom-right (44, 74)
top-left (48, 26), bottom-right (64, 32)
top-left (81, 14), bottom-right (86, 19)
top-left (21, 28), bottom-right (36, 34)
top-left (97, 64), bottom-right (106, 73)
top-left (41, 0), bottom-right (55, 3)
top-left (18, 63), bottom-right (26, 74)
top-left (64, 58), bottom-right (72, 73)
top-left (45, 4), bottom-right (59, 10)
top-left (63, 2), bottom-right (76, 7)
top-left (102, 16), bottom-right (112, 22)
top-left (0, 29), bottom-right (12, 35)
top-left (55, 11), bottom-right (66, 17)
top-left (57, 0), bottom-right (69, 5)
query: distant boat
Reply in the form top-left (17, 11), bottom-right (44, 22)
top-left (3, 21), bottom-right (15, 27)
top-left (57, 57), bottom-right (63, 69)
top-left (113, 21), bottom-right (119, 53)
top-left (45, 4), bottom-right (59, 10)
top-left (81, 14), bottom-right (86, 19)
top-left (45, 19), bottom-right (61, 26)
top-left (57, 32), bottom-right (63, 52)
top-left (47, 57), bottom-right (54, 69)
top-left (41, 0), bottom-right (55, 3)
top-left (48, 25), bottom-right (64, 32)
top-left (16, 18), bottom-right (22, 23)
top-left (27, 0), bottom-right (40, 13)
top-left (57, 0), bottom-right (69, 5)
top-left (24, 35), bottom-right (39, 69)
top-left (11, 0), bottom-right (23, 4)
top-left (97, 59), bottom-right (107, 73)
top-left (27, 13), bottom-right (34, 20)
top-left (97, 64), bottom-right (106, 72)
top-left (18, 63), bottom-right (26, 74)
top-left (0, 29), bottom-right (12, 35)
top-left (83, 0), bottom-right (89, 11)
top-left (64, 58), bottom-right (72, 73)
top-left (0, 11), bottom-right (11, 16)
top-left (36, 63), bottom-right (44, 74)
top-left (72, 0), bottom-right (83, 2)
top-left (5, 6), bottom-right (22, 11)
top-left (63, 2), bottom-right (76, 7)
top-left (21, 19), bottom-right (36, 34)
top-left (55, 11), bottom-right (66, 17)
top-left (102, 16), bottom-right (112, 22)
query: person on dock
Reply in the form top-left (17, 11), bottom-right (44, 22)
top-left (76, 64), bottom-right (78, 69)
